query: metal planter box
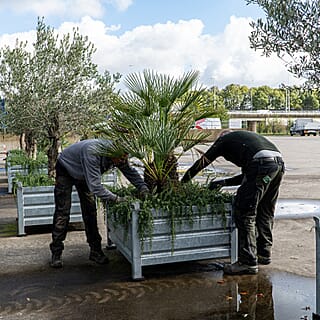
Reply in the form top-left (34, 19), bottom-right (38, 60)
top-left (107, 202), bottom-right (237, 280)
top-left (16, 182), bottom-right (82, 236)
top-left (15, 170), bottom-right (118, 236)
top-left (7, 163), bottom-right (48, 193)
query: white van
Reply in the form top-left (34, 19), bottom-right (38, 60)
top-left (195, 118), bottom-right (222, 129)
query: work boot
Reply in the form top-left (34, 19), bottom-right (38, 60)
top-left (50, 253), bottom-right (63, 268)
top-left (89, 249), bottom-right (109, 265)
top-left (224, 261), bottom-right (258, 275)
top-left (106, 238), bottom-right (117, 250)
top-left (258, 255), bottom-right (271, 265)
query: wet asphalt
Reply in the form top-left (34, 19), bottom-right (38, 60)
top-left (0, 253), bottom-right (315, 320)
top-left (0, 135), bottom-right (319, 319)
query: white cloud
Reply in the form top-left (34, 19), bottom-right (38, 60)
top-left (0, 31), bottom-right (36, 52)
top-left (0, 15), bottom-right (302, 90)
top-left (196, 16), bottom-right (301, 88)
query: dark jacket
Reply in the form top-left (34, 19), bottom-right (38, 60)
top-left (57, 139), bottom-right (148, 202)
top-left (181, 131), bottom-right (281, 184)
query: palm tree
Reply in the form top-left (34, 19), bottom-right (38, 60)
top-left (96, 69), bottom-right (214, 193)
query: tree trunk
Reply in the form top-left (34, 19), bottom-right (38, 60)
top-left (19, 134), bottom-right (23, 150)
top-left (24, 131), bottom-right (36, 159)
top-left (46, 116), bottom-right (61, 178)
top-left (144, 153), bottom-right (179, 193)
top-left (47, 136), bottom-right (60, 178)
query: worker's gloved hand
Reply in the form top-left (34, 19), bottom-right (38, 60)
top-left (180, 173), bottom-right (191, 183)
top-left (115, 196), bottom-right (130, 203)
top-left (139, 187), bottom-right (150, 199)
top-left (208, 179), bottom-right (225, 190)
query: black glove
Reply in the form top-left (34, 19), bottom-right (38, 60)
top-left (208, 179), bottom-right (225, 190)
top-left (139, 187), bottom-right (150, 199)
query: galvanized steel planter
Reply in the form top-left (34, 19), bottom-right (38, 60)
top-left (16, 170), bottom-right (118, 236)
top-left (16, 182), bottom-right (82, 236)
top-left (107, 202), bottom-right (237, 280)
top-left (7, 163), bottom-right (47, 193)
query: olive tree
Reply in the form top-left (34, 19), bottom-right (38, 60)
top-left (0, 40), bottom-right (41, 155)
top-left (0, 18), bottom-right (120, 176)
top-left (246, 0), bottom-right (320, 87)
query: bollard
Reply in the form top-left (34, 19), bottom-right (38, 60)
top-left (313, 217), bottom-right (320, 319)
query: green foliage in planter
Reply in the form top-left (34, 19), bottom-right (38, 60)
top-left (107, 182), bottom-right (233, 249)
top-left (5, 149), bottom-right (25, 171)
top-left (13, 173), bottom-right (55, 192)
top-left (5, 149), bottom-right (25, 160)
top-left (7, 149), bottom-right (50, 193)
top-left (6, 149), bottom-right (48, 174)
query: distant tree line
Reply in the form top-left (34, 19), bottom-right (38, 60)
top-left (202, 84), bottom-right (319, 113)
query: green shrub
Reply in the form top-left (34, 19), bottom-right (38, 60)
top-left (15, 173), bottom-right (54, 188)
top-left (13, 173), bottom-right (54, 194)
top-left (6, 149), bottom-right (48, 174)
top-left (107, 183), bottom-right (233, 247)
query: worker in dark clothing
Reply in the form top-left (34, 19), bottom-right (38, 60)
top-left (181, 130), bottom-right (285, 275)
top-left (50, 139), bottom-right (149, 268)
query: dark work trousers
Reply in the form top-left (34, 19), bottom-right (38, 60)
top-left (237, 272), bottom-right (274, 319)
top-left (234, 157), bottom-right (285, 266)
top-left (50, 161), bottom-right (102, 255)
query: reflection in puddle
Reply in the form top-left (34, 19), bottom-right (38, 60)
top-left (232, 271), bottom-right (315, 320)
top-left (191, 270), bottom-right (315, 320)
top-left (124, 269), bottom-right (316, 320)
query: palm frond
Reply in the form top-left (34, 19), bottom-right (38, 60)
top-left (97, 69), bottom-right (211, 191)
top-left (180, 130), bottom-right (212, 151)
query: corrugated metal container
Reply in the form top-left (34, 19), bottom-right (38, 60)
top-left (7, 164), bottom-right (47, 193)
top-left (16, 169), bottom-right (118, 236)
top-left (107, 202), bottom-right (237, 280)
top-left (16, 183), bottom-right (82, 236)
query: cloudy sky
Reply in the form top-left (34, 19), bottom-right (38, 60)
top-left (0, 0), bottom-right (301, 90)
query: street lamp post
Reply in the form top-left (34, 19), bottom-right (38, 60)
top-left (286, 87), bottom-right (291, 112)
top-left (280, 83), bottom-right (291, 112)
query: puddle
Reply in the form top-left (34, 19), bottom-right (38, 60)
top-left (0, 261), bottom-right (316, 319)
top-left (271, 272), bottom-right (315, 320)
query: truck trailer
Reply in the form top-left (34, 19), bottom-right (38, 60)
top-left (290, 118), bottom-right (320, 136)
